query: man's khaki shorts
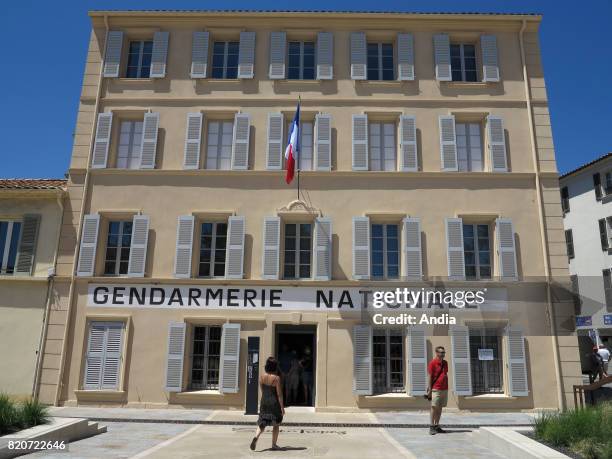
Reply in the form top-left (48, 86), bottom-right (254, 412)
top-left (431, 390), bottom-right (448, 407)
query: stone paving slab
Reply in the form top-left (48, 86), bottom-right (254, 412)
top-left (374, 410), bottom-right (537, 426)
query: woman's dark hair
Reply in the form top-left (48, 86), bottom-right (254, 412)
top-left (265, 357), bottom-right (278, 374)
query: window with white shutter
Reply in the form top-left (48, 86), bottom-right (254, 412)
top-left (191, 31), bottom-right (210, 78)
top-left (91, 113), bottom-right (113, 169)
top-left (399, 115), bottom-right (418, 171)
top-left (0, 220), bottom-right (22, 276)
top-left (219, 323), bottom-right (241, 393)
top-left (126, 40), bottom-right (153, 78)
top-left (269, 32), bottom-right (287, 79)
top-left (238, 32), bottom-right (256, 79)
top-left (445, 217), bottom-right (465, 280)
top-left (266, 113), bottom-right (284, 170)
top-left (439, 115), bottom-right (458, 171)
top-left (450, 325), bottom-right (472, 396)
top-left (165, 322), bottom-right (186, 392)
top-left (77, 214), bottom-right (100, 277)
top-left (283, 222), bottom-right (313, 280)
top-left (433, 33), bottom-right (451, 81)
top-left (350, 32), bottom-right (367, 80)
top-left (15, 214), bottom-right (40, 276)
top-left (83, 321), bottom-right (124, 390)
top-left (225, 216), bottom-right (245, 279)
top-left (103, 31), bottom-right (124, 78)
top-left (496, 218), bottom-right (518, 280)
top-left (262, 217), bottom-right (281, 279)
top-left (314, 114), bottom-right (332, 171)
top-left (506, 326), bottom-right (528, 396)
top-left (173, 216), bottom-right (195, 278)
top-left (183, 113), bottom-right (203, 169)
top-left (402, 217), bottom-right (422, 280)
top-left (211, 41), bottom-right (239, 79)
top-left (480, 35), bottom-right (500, 82)
top-left (117, 120), bottom-right (143, 169)
top-left (198, 221), bottom-right (228, 278)
top-left (352, 114), bottom-right (368, 170)
top-left (352, 216), bottom-right (370, 280)
top-left (127, 215), bottom-right (150, 278)
top-left (397, 33), bottom-right (415, 81)
top-left (407, 326), bottom-right (427, 396)
top-left (139, 112), bottom-right (159, 169)
top-left (353, 325), bottom-right (373, 395)
top-left (149, 31), bottom-right (169, 78)
top-left (487, 115), bottom-right (508, 172)
top-left (314, 217), bottom-right (332, 281)
top-left (231, 113), bottom-right (250, 170)
top-left (316, 32), bottom-right (333, 80)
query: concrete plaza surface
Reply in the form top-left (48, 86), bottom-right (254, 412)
top-left (20, 407), bottom-right (542, 458)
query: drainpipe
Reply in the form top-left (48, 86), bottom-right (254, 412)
top-left (54, 15), bottom-right (109, 406)
top-left (32, 193), bottom-right (65, 400)
top-left (519, 19), bottom-right (565, 411)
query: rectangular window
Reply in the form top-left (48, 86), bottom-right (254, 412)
top-left (451, 43), bottom-right (478, 82)
top-left (560, 187), bottom-right (570, 214)
top-left (463, 224), bottom-right (491, 280)
top-left (600, 218), bottom-right (609, 251)
top-left (373, 329), bottom-right (404, 394)
top-left (606, 172), bottom-right (612, 195)
top-left (190, 325), bottom-right (222, 390)
top-left (369, 122), bottom-right (396, 171)
top-left (198, 222), bottom-right (227, 278)
top-left (126, 40), bottom-right (153, 78)
top-left (565, 229), bottom-right (575, 260)
top-left (117, 120), bottom-right (143, 169)
top-left (0, 221), bottom-right (21, 275)
top-left (211, 41), bottom-right (239, 79)
top-left (367, 43), bottom-right (394, 81)
top-left (456, 123), bottom-right (483, 172)
top-left (283, 223), bottom-right (312, 279)
top-left (469, 328), bottom-right (503, 394)
top-left (84, 321), bottom-right (124, 390)
top-left (206, 120), bottom-right (233, 170)
top-left (604, 270), bottom-right (612, 312)
top-left (287, 41), bottom-right (315, 80)
top-left (288, 121), bottom-right (314, 171)
top-left (371, 224), bottom-right (399, 279)
top-left (104, 221), bottom-right (132, 276)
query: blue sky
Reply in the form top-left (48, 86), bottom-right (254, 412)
top-left (1, 1), bottom-right (610, 178)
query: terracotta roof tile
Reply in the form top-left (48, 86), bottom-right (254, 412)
top-left (0, 179), bottom-right (67, 190)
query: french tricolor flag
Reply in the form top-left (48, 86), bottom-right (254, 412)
top-left (285, 101), bottom-right (300, 184)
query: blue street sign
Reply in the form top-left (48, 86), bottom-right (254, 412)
top-left (604, 314), bottom-right (612, 326)
top-left (576, 316), bottom-right (592, 327)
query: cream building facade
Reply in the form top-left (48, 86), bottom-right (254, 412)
top-left (37, 10), bottom-right (581, 412)
top-left (0, 179), bottom-right (66, 398)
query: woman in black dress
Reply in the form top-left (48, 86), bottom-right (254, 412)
top-left (250, 357), bottom-right (285, 451)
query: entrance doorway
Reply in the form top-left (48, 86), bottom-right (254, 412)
top-left (275, 325), bottom-right (316, 407)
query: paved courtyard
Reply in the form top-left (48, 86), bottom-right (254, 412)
top-left (19, 407), bottom-right (539, 458)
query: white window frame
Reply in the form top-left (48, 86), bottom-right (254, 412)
top-left (0, 220), bottom-right (22, 275)
top-left (371, 223), bottom-right (400, 280)
top-left (211, 41), bottom-right (239, 79)
top-left (463, 223), bottom-right (492, 280)
top-left (369, 121), bottom-right (397, 171)
top-left (287, 41), bottom-right (316, 80)
top-left (286, 120), bottom-right (314, 171)
top-left (450, 43), bottom-right (478, 82)
top-left (205, 120), bottom-right (234, 170)
top-left (282, 222), bottom-right (313, 280)
top-left (189, 325), bottom-right (222, 390)
top-left (468, 327), bottom-right (504, 395)
top-left (198, 221), bottom-right (227, 278)
top-left (104, 220), bottom-right (132, 276)
top-left (372, 328), bottom-right (404, 394)
top-left (456, 122), bottom-right (484, 172)
top-left (126, 40), bottom-right (153, 78)
top-left (367, 42), bottom-right (394, 81)
top-left (117, 120), bottom-right (143, 169)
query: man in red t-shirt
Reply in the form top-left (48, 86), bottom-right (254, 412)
top-left (426, 346), bottom-right (448, 435)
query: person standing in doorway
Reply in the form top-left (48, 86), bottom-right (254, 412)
top-left (250, 357), bottom-right (285, 451)
top-left (301, 346), bottom-right (313, 405)
top-left (426, 346), bottom-right (448, 435)
top-left (598, 345), bottom-right (610, 376)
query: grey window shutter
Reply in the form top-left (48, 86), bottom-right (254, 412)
top-left (506, 326), bottom-right (528, 396)
top-left (399, 115), bottom-right (418, 171)
top-left (231, 113), bottom-right (250, 170)
top-left (150, 31), bottom-right (169, 78)
top-left (316, 32), bottom-right (333, 80)
top-left (487, 115), bottom-right (508, 172)
top-left (91, 112), bottom-right (113, 169)
top-left (269, 31), bottom-right (286, 79)
top-left (220, 323), bottom-right (241, 394)
top-left (183, 112), bottom-right (203, 169)
top-left (439, 115), bottom-right (458, 171)
top-left (77, 214), bottom-right (100, 277)
top-left (266, 113), bottom-right (284, 170)
top-left (15, 214), bottom-right (40, 276)
top-left (496, 218), bottom-right (518, 280)
top-left (139, 112), bottom-right (159, 169)
top-left (350, 32), bottom-right (367, 80)
top-left (433, 33), bottom-right (451, 81)
top-left (315, 113), bottom-right (332, 171)
top-left (225, 216), bottom-right (245, 279)
top-left (165, 322), bottom-right (186, 392)
top-left (402, 217), bottom-right (422, 280)
top-left (103, 31), bottom-right (123, 78)
top-left (450, 325), bottom-right (472, 395)
top-left (238, 31), bottom-right (256, 79)
top-left (314, 217), bottom-right (332, 281)
top-left (481, 35), bottom-right (500, 82)
top-left (127, 215), bottom-right (150, 277)
top-left (84, 322), bottom-right (105, 389)
top-left (190, 31), bottom-right (209, 78)
top-left (352, 216), bottom-right (370, 280)
top-left (101, 323), bottom-right (124, 390)
top-left (445, 217), bottom-right (465, 280)
top-left (173, 216), bottom-right (194, 279)
top-left (408, 325), bottom-right (427, 396)
top-left (353, 325), bottom-right (372, 395)
top-left (397, 33), bottom-right (415, 81)
top-left (262, 216), bottom-right (281, 279)
top-left (352, 114), bottom-right (368, 171)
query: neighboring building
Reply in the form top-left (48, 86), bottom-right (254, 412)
top-left (560, 153), bottom-right (612, 348)
top-left (37, 10), bottom-right (580, 411)
top-left (0, 179), bottom-right (66, 398)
